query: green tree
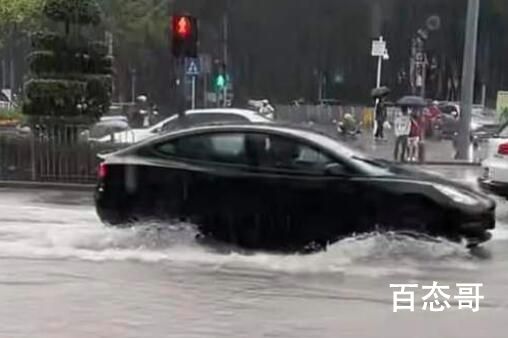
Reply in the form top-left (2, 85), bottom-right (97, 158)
top-left (98, 0), bottom-right (169, 103)
top-left (0, 0), bottom-right (43, 32)
top-left (23, 0), bottom-right (112, 126)
top-left (0, 0), bottom-right (44, 94)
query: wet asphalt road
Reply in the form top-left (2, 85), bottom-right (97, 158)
top-left (1, 166), bottom-right (508, 338)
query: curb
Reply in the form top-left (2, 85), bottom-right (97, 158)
top-left (0, 180), bottom-right (95, 192)
top-left (406, 162), bottom-right (481, 167)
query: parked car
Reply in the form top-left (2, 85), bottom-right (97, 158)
top-left (437, 102), bottom-right (500, 141)
top-left (479, 121), bottom-right (508, 197)
top-left (96, 108), bottom-right (272, 145)
top-left (95, 123), bottom-right (495, 252)
top-left (80, 119), bottom-right (131, 143)
top-left (470, 106), bottom-right (501, 141)
top-left (436, 102), bottom-right (460, 139)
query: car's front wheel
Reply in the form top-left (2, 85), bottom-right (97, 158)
top-left (381, 198), bottom-right (442, 238)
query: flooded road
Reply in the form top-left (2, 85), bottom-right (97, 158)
top-left (1, 167), bottom-right (508, 338)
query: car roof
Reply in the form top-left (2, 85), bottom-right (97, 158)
top-left (185, 108), bottom-right (265, 118)
top-left (149, 108), bottom-right (269, 131)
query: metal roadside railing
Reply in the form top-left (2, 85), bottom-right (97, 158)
top-left (0, 105), bottom-right (486, 185)
top-left (0, 124), bottom-right (124, 184)
top-left (275, 105), bottom-right (371, 126)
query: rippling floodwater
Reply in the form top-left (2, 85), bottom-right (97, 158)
top-left (1, 184), bottom-right (508, 338)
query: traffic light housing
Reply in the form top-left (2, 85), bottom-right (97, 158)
top-left (171, 15), bottom-right (198, 58)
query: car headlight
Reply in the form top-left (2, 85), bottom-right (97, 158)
top-left (434, 184), bottom-right (479, 206)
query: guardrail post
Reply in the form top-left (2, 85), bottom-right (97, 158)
top-left (30, 135), bottom-right (36, 181)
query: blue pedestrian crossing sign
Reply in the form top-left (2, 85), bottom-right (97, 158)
top-left (185, 58), bottom-right (200, 76)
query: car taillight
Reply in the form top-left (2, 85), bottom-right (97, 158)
top-left (498, 143), bottom-right (508, 155)
top-left (98, 162), bottom-right (108, 179)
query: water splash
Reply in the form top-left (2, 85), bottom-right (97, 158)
top-left (0, 205), bottom-right (479, 277)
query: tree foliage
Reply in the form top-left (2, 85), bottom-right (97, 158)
top-left (8, 0), bottom-right (508, 111)
top-left (0, 0), bottom-right (43, 24)
top-left (44, 0), bottom-right (101, 27)
top-left (96, 0), bottom-right (170, 103)
top-left (0, 0), bottom-right (44, 45)
top-left (23, 0), bottom-right (112, 123)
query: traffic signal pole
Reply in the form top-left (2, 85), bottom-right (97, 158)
top-left (457, 0), bottom-right (480, 160)
top-left (223, 13), bottom-right (229, 107)
top-left (191, 75), bottom-right (196, 109)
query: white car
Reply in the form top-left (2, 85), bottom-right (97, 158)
top-left (479, 121), bottom-right (508, 197)
top-left (97, 108), bottom-right (272, 145)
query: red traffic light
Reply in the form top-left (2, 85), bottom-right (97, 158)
top-left (171, 15), bottom-right (198, 58)
top-left (173, 16), bottom-right (192, 38)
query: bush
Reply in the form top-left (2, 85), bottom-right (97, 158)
top-left (24, 77), bottom-right (111, 119)
top-left (27, 51), bottom-right (57, 74)
top-left (85, 75), bottom-right (113, 119)
top-left (28, 38), bottom-right (112, 75)
top-left (0, 108), bottom-right (23, 121)
top-left (31, 32), bottom-right (66, 51)
top-left (88, 41), bottom-right (108, 57)
top-left (24, 79), bottom-right (87, 117)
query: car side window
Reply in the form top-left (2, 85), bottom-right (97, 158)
top-left (156, 133), bottom-right (248, 165)
top-left (263, 135), bottom-right (335, 173)
top-left (155, 132), bottom-right (338, 174)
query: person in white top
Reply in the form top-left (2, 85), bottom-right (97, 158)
top-left (393, 106), bottom-right (411, 162)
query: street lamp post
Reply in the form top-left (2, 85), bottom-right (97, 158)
top-left (131, 68), bottom-right (137, 103)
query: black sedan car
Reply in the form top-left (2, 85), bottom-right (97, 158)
top-left (95, 124), bottom-right (495, 252)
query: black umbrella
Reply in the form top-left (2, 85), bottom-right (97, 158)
top-left (371, 86), bottom-right (391, 98)
top-left (397, 95), bottom-right (427, 107)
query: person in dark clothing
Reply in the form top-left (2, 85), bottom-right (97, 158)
top-left (375, 97), bottom-right (387, 140)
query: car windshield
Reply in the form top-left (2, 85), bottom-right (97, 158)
top-left (297, 129), bottom-right (393, 175)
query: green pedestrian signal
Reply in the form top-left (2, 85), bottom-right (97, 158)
top-left (216, 74), bottom-right (226, 89)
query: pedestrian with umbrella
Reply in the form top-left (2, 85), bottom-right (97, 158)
top-left (371, 87), bottom-right (390, 141)
top-left (397, 96), bottom-right (427, 163)
top-left (393, 106), bottom-right (411, 162)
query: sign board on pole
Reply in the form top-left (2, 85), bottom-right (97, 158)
top-left (185, 58), bottom-right (200, 76)
top-left (371, 38), bottom-right (386, 57)
top-left (496, 91), bottom-right (508, 115)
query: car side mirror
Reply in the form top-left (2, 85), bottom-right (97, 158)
top-left (325, 163), bottom-right (347, 176)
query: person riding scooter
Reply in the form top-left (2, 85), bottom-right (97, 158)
top-left (337, 113), bottom-right (361, 138)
